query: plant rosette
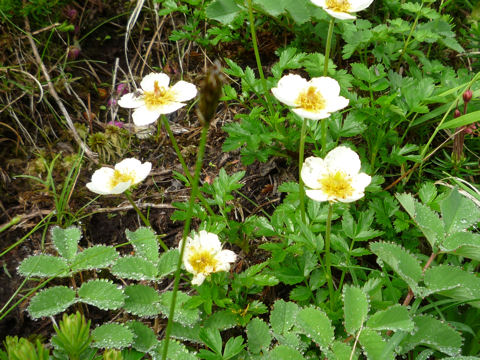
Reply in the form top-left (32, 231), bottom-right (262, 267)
top-left (86, 158), bottom-right (152, 195)
top-left (271, 74), bottom-right (349, 120)
top-left (301, 146), bottom-right (371, 202)
top-left (310, 0), bottom-right (375, 20)
top-left (118, 72), bottom-right (197, 126)
top-left (180, 230), bottom-right (237, 286)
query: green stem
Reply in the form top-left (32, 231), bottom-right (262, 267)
top-left (161, 115), bottom-right (215, 217)
top-left (246, 0), bottom-right (274, 115)
top-left (321, 18), bottom-right (335, 157)
top-left (396, 1), bottom-right (424, 72)
top-left (325, 202), bottom-right (335, 311)
top-left (324, 18), bottom-right (335, 77)
top-left (298, 117), bottom-right (308, 224)
top-left (161, 122), bottom-right (209, 360)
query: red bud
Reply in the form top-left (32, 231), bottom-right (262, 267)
top-left (463, 89), bottom-right (473, 103)
top-left (454, 109), bottom-right (461, 118)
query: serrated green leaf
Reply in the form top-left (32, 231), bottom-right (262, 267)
top-left (370, 242), bottom-right (423, 293)
top-left (72, 245), bottom-right (118, 271)
top-left (152, 340), bottom-right (197, 360)
top-left (126, 321), bottom-right (158, 353)
top-left (126, 227), bottom-right (159, 264)
top-left (441, 188), bottom-right (480, 235)
top-left (158, 249), bottom-right (180, 279)
top-left (366, 304), bottom-right (414, 332)
top-left (343, 285), bottom-right (369, 334)
top-left (92, 323), bottom-right (134, 349)
top-left (203, 310), bottom-right (237, 331)
top-left (51, 226), bottom-right (81, 260)
top-left (399, 315), bottom-right (463, 356)
top-left (441, 232), bottom-right (480, 261)
top-left (77, 279), bottom-right (124, 310)
top-left (111, 256), bottom-right (157, 281)
top-left (205, 0), bottom-right (241, 25)
top-left (296, 306), bottom-right (333, 350)
top-left (268, 345), bottom-right (305, 360)
top-left (28, 286), bottom-right (76, 318)
top-left (424, 265), bottom-right (480, 308)
top-left (330, 340), bottom-right (356, 360)
top-left (358, 328), bottom-right (394, 360)
top-left (171, 322), bottom-right (202, 344)
top-left (123, 284), bottom-right (160, 317)
top-left (18, 255), bottom-right (69, 278)
top-left (223, 336), bottom-right (244, 359)
top-left (158, 291), bottom-right (200, 326)
top-left (247, 318), bottom-right (271, 354)
top-left (396, 193), bottom-right (444, 248)
top-left (199, 328), bottom-right (222, 354)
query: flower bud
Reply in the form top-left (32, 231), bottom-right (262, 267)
top-left (116, 83), bottom-right (128, 96)
top-left (197, 60), bottom-right (224, 126)
top-left (463, 89), bottom-right (473, 103)
top-left (67, 45), bottom-right (81, 60)
top-left (107, 97), bottom-right (117, 107)
top-left (454, 109), bottom-right (461, 118)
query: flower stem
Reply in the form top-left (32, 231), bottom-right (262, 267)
top-left (325, 202), bottom-right (335, 311)
top-left (161, 121), bottom-right (209, 360)
top-left (298, 117), bottom-right (308, 224)
top-left (321, 18), bottom-right (335, 158)
top-left (246, 0), bottom-right (274, 115)
top-left (161, 115), bottom-right (215, 216)
top-left (124, 191), bottom-right (168, 252)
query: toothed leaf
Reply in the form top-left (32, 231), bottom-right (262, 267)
top-left (111, 256), bottom-right (157, 281)
top-left (126, 227), bottom-right (159, 264)
top-left (51, 226), bottom-right (81, 260)
top-left (343, 285), bottom-right (369, 334)
top-left (358, 328), bottom-right (394, 360)
top-left (247, 318), bottom-right (271, 354)
top-left (72, 245), bottom-right (118, 271)
top-left (126, 321), bottom-right (158, 353)
top-left (157, 249), bottom-right (180, 279)
top-left (123, 284), bottom-right (160, 317)
top-left (151, 339), bottom-right (196, 360)
top-left (270, 300), bottom-right (299, 335)
top-left (28, 286), bottom-right (76, 318)
top-left (366, 304), bottom-right (414, 332)
top-left (91, 323), bottom-right (134, 349)
top-left (158, 291), bottom-right (200, 326)
top-left (77, 279), bottom-right (124, 310)
top-left (296, 306), bottom-right (333, 350)
top-left (441, 232), bottom-right (480, 261)
top-left (18, 255), bottom-right (69, 278)
top-left (268, 345), bottom-right (306, 360)
top-left (441, 188), bottom-right (480, 235)
top-left (399, 315), bottom-right (463, 356)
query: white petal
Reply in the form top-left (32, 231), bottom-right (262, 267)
top-left (272, 74), bottom-right (308, 107)
top-left (218, 249), bottom-right (236, 264)
top-left (198, 231), bottom-right (222, 253)
top-left (293, 108), bottom-right (331, 120)
top-left (115, 158), bottom-right (142, 172)
top-left (325, 96), bottom-right (349, 113)
top-left (132, 162), bottom-right (152, 184)
top-left (350, 0), bottom-right (374, 12)
top-left (170, 81), bottom-right (197, 102)
top-left (132, 106), bottom-right (162, 126)
top-left (324, 146), bottom-right (361, 175)
top-left (86, 167), bottom-right (114, 194)
top-left (140, 73), bottom-right (170, 92)
top-left (338, 191), bottom-right (366, 203)
top-left (192, 273), bottom-right (206, 286)
top-left (310, 77), bottom-right (341, 97)
top-left (324, 8), bottom-right (357, 19)
top-left (351, 172), bottom-right (371, 192)
top-left (310, 0), bottom-right (326, 6)
top-left (305, 189), bottom-right (329, 202)
top-left (109, 181), bottom-right (133, 194)
top-left (301, 156), bottom-right (326, 189)
top-left (118, 92), bottom-right (144, 109)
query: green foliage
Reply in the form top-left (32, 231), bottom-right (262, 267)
top-left (343, 285), bottom-right (369, 334)
top-left (77, 280), bottom-right (125, 310)
top-left (51, 312), bottom-right (93, 359)
top-left (28, 286), bottom-right (76, 318)
top-left (2, 337), bottom-right (50, 360)
top-left (91, 324), bottom-right (134, 349)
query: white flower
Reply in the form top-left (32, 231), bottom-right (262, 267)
top-left (301, 146), bottom-right (371, 203)
top-left (180, 230), bottom-right (236, 285)
top-left (311, 0), bottom-right (374, 20)
top-left (86, 158), bottom-right (152, 195)
top-left (271, 74), bottom-right (349, 120)
top-left (118, 73), bottom-right (197, 126)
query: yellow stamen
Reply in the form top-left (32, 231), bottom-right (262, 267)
top-left (319, 171), bottom-right (354, 199)
top-left (295, 86), bottom-right (326, 112)
top-left (143, 80), bottom-right (176, 110)
top-left (325, 0), bottom-right (351, 12)
top-left (109, 169), bottom-right (135, 189)
top-left (188, 250), bottom-right (219, 274)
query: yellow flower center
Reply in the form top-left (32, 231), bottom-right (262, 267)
top-left (319, 171), bottom-right (354, 199)
top-left (188, 249), bottom-right (219, 275)
top-left (143, 80), bottom-right (176, 110)
top-left (109, 169), bottom-right (135, 189)
top-left (295, 86), bottom-right (326, 112)
top-left (325, 0), bottom-right (351, 12)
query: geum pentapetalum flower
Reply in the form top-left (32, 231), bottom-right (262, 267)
top-left (271, 74), bottom-right (349, 120)
top-left (301, 146), bottom-right (371, 203)
top-left (311, 0), bottom-right (374, 20)
top-left (86, 158), bottom-right (152, 195)
top-left (118, 72), bottom-right (197, 126)
top-left (180, 230), bottom-right (236, 286)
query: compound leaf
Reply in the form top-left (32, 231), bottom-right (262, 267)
top-left (77, 279), bottom-right (124, 310)
top-left (28, 286), bottom-right (76, 318)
